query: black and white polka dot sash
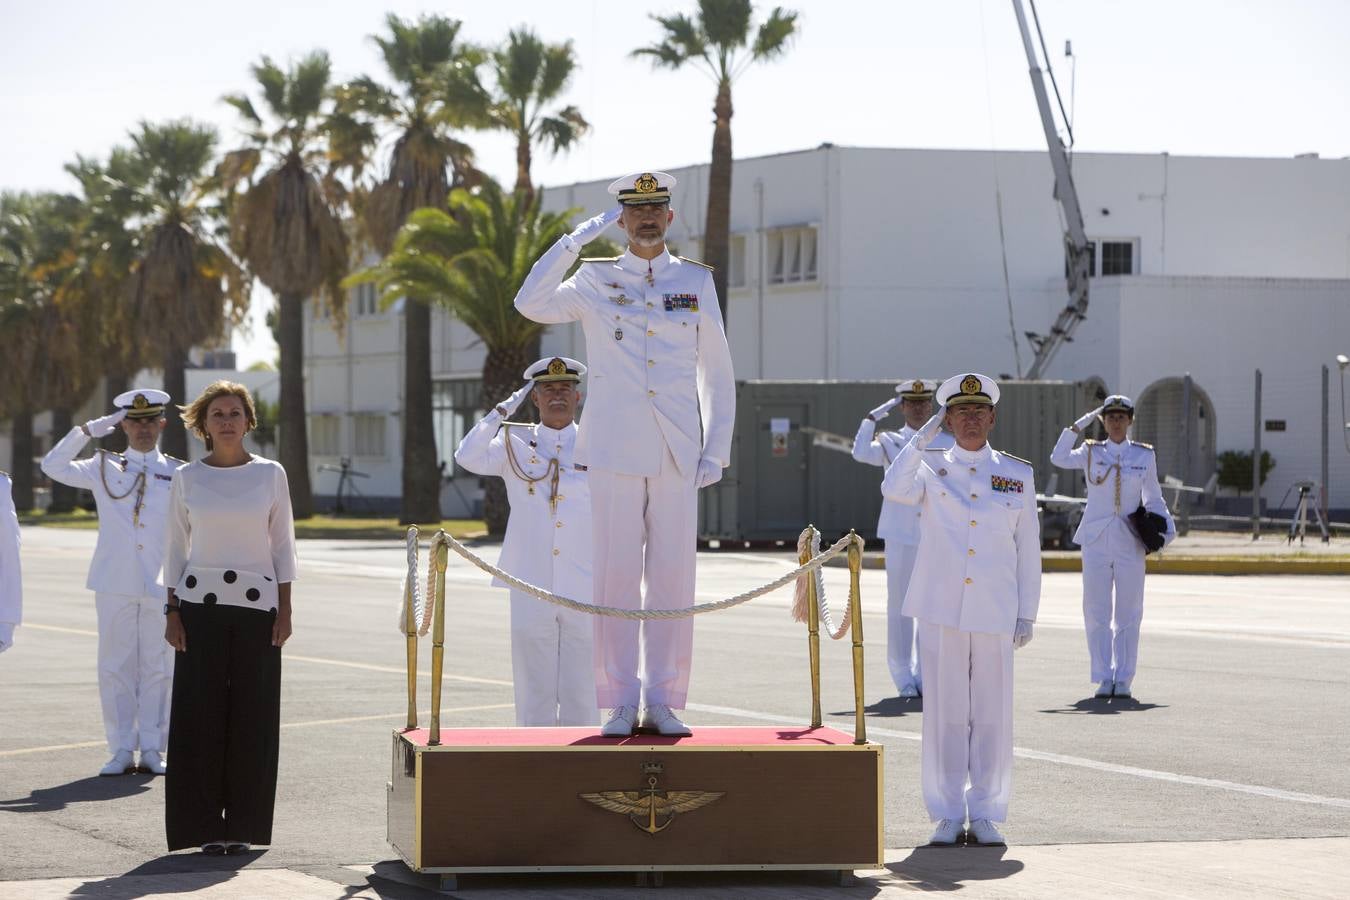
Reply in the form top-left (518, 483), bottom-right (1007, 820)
top-left (174, 567), bottom-right (278, 613)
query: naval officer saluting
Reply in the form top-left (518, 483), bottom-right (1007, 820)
top-left (41, 389), bottom-right (184, 775)
top-left (882, 374), bottom-right (1040, 847)
top-left (1051, 394), bottom-right (1174, 699)
top-left (515, 171), bottom-right (736, 737)
top-left (853, 379), bottom-right (952, 698)
top-left (455, 357), bottom-right (596, 727)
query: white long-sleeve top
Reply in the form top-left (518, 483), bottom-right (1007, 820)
top-left (0, 473), bottom-right (20, 650)
top-left (853, 419), bottom-right (952, 544)
top-left (41, 427), bottom-right (184, 596)
top-left (514, 237), bottom-right (736, 478)
top-left (882, 439), bottom-right (1041, 634)
top-left (1050, 431), bottom-right (1175, 549)
top-left (163, 457), bottom-right (298, 594)
top-left (455, 413), bottom-right (591, 600)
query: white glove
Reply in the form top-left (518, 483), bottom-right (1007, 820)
top-left (1073, 406), bottom-right (1103, 431)
top-left (567, 207), bottom-right (621, 248)
top-left (912, 409), bottom-right (945, 450)
top-left (695, 458), bottom-right (723, 489)
top-left (868, 398), bottom-right (899, 422)
top-left (494, 384), bottom-right (533, 419)
top-left (84, 410), bottom-right (127, 438)
top-left (1013, 619), bottom-right (1034, 649)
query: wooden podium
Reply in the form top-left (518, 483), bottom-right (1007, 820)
top-left (388, 725), bottom-right (882, 877)
top-left (390, 527), bottom-right (878, 882)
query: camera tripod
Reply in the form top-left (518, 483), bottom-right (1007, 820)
top-left (1278, 480), bottom-right (1329, 545)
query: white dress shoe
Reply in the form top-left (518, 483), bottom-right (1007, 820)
top-left (600, 705), bottom-right (639, 737)
top-left (640, 704), bottom-right (692, 736)
top-left (967, 818), bottom-right (1006, 846)
top-left (224, 841), bottom-right (251, 855)
top-left (927, 818), bottom-right (965, 846)
top-left (1094, 679), bottom-right (1114, 698)
top-left (1113, 679), bottom-right (1133, 699)
top-left (99, 749), bottom-right (135, 777)
top-left (897, 683), bottom-right (919, 699)
top-left (139, 751), bottom-right (167, 775)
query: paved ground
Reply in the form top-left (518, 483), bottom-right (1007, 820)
top-left (2, 527), bottom-right (1348, 897)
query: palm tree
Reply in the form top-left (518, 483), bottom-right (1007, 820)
top-left (633, 0), bottom-right (798, 320)
top-left (218, 51), bottom-right (351, 519)
top-left (486, 27), bottom-right (589, 205)
top-left (334, 13), bottom-right (490, 525)
top-left (120, 120), bottom-right (250, 459)
top-left (347, 180), bottom-right (597, 535)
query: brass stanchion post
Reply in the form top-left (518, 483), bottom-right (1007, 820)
top-left (428, 534), bottom-right (449, 746)
top-left (403, 526), bottom-right (419, 732)
top-left (847, 531), bottom-right (867, 745)
top-left (802, 526), bottom-right (823, 729)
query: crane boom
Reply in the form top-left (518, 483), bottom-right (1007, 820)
top-left (1012, 0), bottom-right (1092, 379)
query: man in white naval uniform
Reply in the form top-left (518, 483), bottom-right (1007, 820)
top-left (882, 373), bottom-right (1040, 848)
top-left (455, 357), bottom-right (596, 727)
top-left (852, 379), bottom-right (951, 698)
top-left (41, 389), bottom-right (183, 775)
top-left (515, 171), bottom-right (736, 737)
top-left (1051, 394), bottom-right (1174, 699)
top-left (0, 471), bottom-right (20, 655)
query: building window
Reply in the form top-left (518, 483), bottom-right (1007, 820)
top-left (352, 282), bottom-right (379, 317)
top-left (353, 414), bottom-right (386, 457)
top-left (433, 378), bottom-right (484, 476)
top-left (310, 414), bottom-right (340, 456)
top-left (1099, 240), bottom-right (1137, 275)
top-left (767, 227), bottom-right (819, 285)
top-left (727, 235), bottom-right (747, 289)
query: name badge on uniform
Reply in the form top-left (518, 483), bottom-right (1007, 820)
top-left (154, 473), bottom-right (174, 482)
top-left (663, 293), bottom-right (699, 312)
top-left (991, 475), bottom-right (1024, 494)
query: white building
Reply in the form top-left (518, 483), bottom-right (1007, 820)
top-left (300, 146), bottom-right (1350, 515)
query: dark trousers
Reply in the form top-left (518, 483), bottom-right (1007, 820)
top-left (165, 603), bottom-right (281, 850)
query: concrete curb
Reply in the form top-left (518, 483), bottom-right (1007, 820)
top-left (826, 553), bottom-right (1350, 576)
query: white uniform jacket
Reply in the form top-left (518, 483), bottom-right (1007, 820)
top-left (0, 473), bottom-right (21, 648)
top-left (514, 239), bottom-right (736, 478)
top-left (853, 421), bottom-right (953, 544)
top-left (455, 413), bottom-right (591, 600)
top-left (41, 428), bottom-right (183, 596)
top-left (882, 441), bottom-right (1041, 634)
top-left (1050, 433), bottom-right (1175, 548)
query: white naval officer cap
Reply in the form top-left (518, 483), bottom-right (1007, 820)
top-left (524, 356), bottom-right (587, 384)
top-left (895, 379), bottom-right (935, 400)
top-left (936, 373), bottom-right (1000, 408)
top-left (1101, 394), bottom-right (1135, 417)
top-left (113, 388), bottom-right (171, 419)
top-left (607, 171), bottom-right (676, 206)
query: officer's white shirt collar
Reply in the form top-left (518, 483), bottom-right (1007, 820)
top-left (122, 445), bottom-right (164, 467)
top-left (617, 246), bottom-right (674, 277)
top-left (1105, 436), bottom-right (1128, 457)
top-left (952, 442), bottom-right (992, 464)
top-left (535, 422), bottom-right (576, 446)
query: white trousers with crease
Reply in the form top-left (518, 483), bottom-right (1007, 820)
top-left (508, 590), bottom-right (596, 726)
top-left (95, 591), bottom-right (173, 754)
top-left (884, 540), bottom-right (921, 691)
top-left (1080, 520), bottom-right (1146, 683)
top-left (588, 448), bottom-right (696, 709)
top-left (917, 620), bottom-right (1014, 823)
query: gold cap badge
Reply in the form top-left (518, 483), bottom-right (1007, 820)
top-left (960, 375), bottom-right (981, 395)
top-left (634, 173), bottom-right (658, 194)
top-left (132, 394), bottom-right (148, 409)
top-left (547, 358), bottom-right (567, 377)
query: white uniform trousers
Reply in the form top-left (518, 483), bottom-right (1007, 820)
top-left (1080, 520), bottom-right (1147, 683)
top-left (918, 620), bottom-right (1014, 823)
top-left (94, 591), bottom-right (173, 754)
top-left (509, 590), bottom-right (596, 727)
top-left (588, 448), bottom-right (696, 709)
top-left (884, 540), bottom-right (921, 692)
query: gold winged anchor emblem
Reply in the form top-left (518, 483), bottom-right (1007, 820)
top-left (580, 762), bottom-right (724, 835)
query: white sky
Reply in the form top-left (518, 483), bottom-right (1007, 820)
top-left (4, 0), bottom-right (1348, 367)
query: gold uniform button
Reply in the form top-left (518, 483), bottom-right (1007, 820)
top-left (553, 548), bottom-right (560, 556)
top-left (137, 544), bottom-right (144, 550)
top-left (969, 466), bottom-right (978, 473)
top-left (968, 548), bottom-right (976, 556)
top-left (970, 520), bottom-right (978, 526)
top-left (964, 577), bottom-right (973, 585)
top-left (647, 329), bottom-right (655, 336)
top-left (648, 390), bottom-right (656, 397)
top-left (556, 521), bottom-right (563, 528)
top-left (970, 493), bottom-right (978, 499)
top-left (647, 301), bottom-right (654, 308)
top-left (647, 360), bottom-right (655, 367)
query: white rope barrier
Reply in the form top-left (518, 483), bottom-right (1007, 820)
top-left (790, 527), bottom-right (853, 640)
top-left (402, 527), bottom-right (863, 625)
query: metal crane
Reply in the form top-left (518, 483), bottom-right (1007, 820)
top-left (1012, 0), bottom-right (1092, 379)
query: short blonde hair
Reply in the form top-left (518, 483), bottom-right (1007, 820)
top-left (180, 380), bottom-right (257, 441)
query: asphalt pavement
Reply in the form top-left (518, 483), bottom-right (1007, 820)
top-left (1, 527), bottom-right (1348, 897)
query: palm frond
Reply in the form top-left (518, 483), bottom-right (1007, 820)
top-left (700, 0), bottom-right (754, 49)
top-left (251, 57), bottom-right (289, 119)
top-left (222, 93), bottom-right (263, 128)
top-left (752, 7), bottom-right (799, 60)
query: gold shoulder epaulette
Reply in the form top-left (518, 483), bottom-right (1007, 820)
top-left (1000, 450), bottom-right (1035, 467)
top-left (581, 256), bottom-right (620, 263)
top-left (1083, 439), bottom-right (1103, 445)
top-left (1132, 441), bottom-right (1154, 451)
top-left (677, 256), bottom-right (714, 270)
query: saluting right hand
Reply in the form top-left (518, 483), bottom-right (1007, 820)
top-left (85, 409), bottom-right (127, 438)
top-left (913, 408), bottom-right (945, 450)
top-left (494, 383), bottom-right (533, 419)
top-left (868, 398), bottom-right (899, 422)
top-left (1073, 406), bottom-right (1104, 431)
top-left (567, 207), bottom-right (621, 248)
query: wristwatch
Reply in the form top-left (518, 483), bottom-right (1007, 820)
top-left (163, 604), bottom-right (181, 616)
